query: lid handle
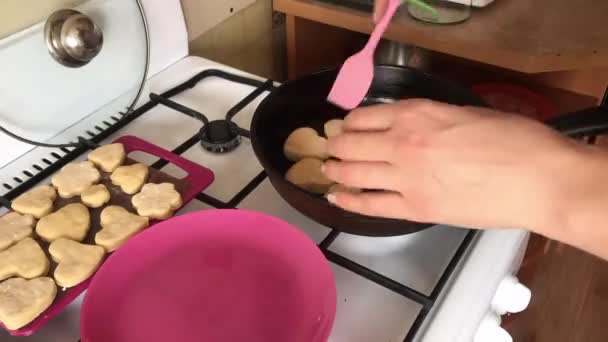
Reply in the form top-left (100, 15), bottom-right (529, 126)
top-left (44, 9), bottom-right (103, 68)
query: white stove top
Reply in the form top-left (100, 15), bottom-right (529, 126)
top-left (0, 56), bottom-right (530, 342)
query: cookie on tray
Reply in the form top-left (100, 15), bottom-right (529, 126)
top-left (81, 184), bottom-right (111, 208)
top-left (110, 163), bottom-right (149, 195)
top-left (88, 143), bottom-right (126, 172)
top-left (49, 238), bottom-right (105, 288)
top-left (96, 206), bottom-right (149, 252)
top-left (0, 238), bottom-right (49, 282)
top-left (132, 183), bottom-right (182, 220)
top-left (0, 212), bottom-right (35, 251)
top-left (11, 185), bottom-right (56, 219)
top-left (35, 203), bottom-right (90, 243)
top-left (0, 277), bottom-right (57, 330)
top-left (52, 161), bottom-right (101, 198)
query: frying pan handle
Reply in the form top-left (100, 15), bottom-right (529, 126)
top-left (544, 104), bottom-right (608, 138)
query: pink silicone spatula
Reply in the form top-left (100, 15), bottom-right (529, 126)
top-left (327, 0), bottom-right (402, 110)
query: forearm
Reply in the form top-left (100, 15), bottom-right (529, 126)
top-left (538, 145), bottom-right (608, 260)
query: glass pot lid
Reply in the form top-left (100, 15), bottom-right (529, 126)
top-left (0, 0), bottom-right (148, 150)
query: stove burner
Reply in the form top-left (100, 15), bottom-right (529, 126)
top-left (199, 120), bottom-right (242, 153)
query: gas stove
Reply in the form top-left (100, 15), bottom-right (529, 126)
top-left (0, 1), bottom-right (530, 341)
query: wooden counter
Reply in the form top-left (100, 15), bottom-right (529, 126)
top-left (275, 0), bottom-right (608, 73)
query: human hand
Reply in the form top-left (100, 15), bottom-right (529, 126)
top-left (374, 0), bottom-right (389, 23)
top-left (323, 99), bottom-right (608, 238)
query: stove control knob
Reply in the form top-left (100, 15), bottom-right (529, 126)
top-left (491, 275), bottom-right (532, 315)
top-left (474, 313), bottom-right (512, 342)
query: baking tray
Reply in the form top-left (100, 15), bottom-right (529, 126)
top-left (0, 135), bottom-right (215, 336)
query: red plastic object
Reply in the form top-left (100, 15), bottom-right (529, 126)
top-left (472, 83), bottom-right (558, 121)
top-left (81, 209), bottom-right (337, 342)
top-left (1, 135), bottom-right (214, 336)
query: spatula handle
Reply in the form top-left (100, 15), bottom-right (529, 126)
top-left (365, 0), bottom-right (401, 53)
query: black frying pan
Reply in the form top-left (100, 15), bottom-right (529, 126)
top-left (250, 65), bottom-right (608, 236)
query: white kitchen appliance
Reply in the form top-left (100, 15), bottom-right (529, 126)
top-left (0, 0), bottom-right (530, 341)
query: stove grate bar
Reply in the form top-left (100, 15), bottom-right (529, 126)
top-left (430, 230), bottom-right (477, 300)
top-left (226, 79), bottom-right (275, 122)
top-left (149, 93), bottom-right (210, 125)
top-left (0, 195), bottom-right (12, 209)
top-left (193, 171), bottom-right (268, 210)
top-left (404, 307), bottom-right (430, 342)
top-left (401, 230), bottom-right (477, 341)
top-left (226, 171), bottom-right (267, 207)
top-left (324, 249), bottom-right (434, 307)
top-left (195, 192), bottom-right (231, 209)
top-left (318, 230), bottom-right (341, 250)
top-left (149, 134), bottom-right (201, 170)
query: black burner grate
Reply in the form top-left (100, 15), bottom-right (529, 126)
top-left (1, 69), bottom-right (474, 342)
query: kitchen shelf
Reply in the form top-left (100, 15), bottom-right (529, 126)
top-left (274, 0), bottom-right (608, 73)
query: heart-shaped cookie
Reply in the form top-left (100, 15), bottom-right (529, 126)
top-left (111, 163), bottom-right (149, 195)
top-left (0, 238), bottom-right (49, 282)
top-left (52, 161), bottom-right (101, 198)
top-left (36, 203), bottom-right (90, 242)
top-left (324, 119), bottom-right (345, 138)
top-left (328, 184), bottom-right (362, 194)
top-left (0, 212), bottom-right (35, 251)
top-left (0, 277), bottom-right (57, 330)
top-left (49, 238), bottom-right (105, 288)
top-left (81, 184), bottom-right (111, 208)
top-left (88, 143), bottom-right (126, 172)
top-left (11, 185), bottom-right (57, 219)
top-left (132, 183), bottom-right (183, 220)
top-left (283, 127), bottom-right (330, 162)
top-left (286, 158), bottom-right (335, 194)
top-left (96, 206), bottom-right (149, 252)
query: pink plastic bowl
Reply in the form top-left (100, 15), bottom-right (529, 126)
top-left (81, 209), bottom-right (336, 342)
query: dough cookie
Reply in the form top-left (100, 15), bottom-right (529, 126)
top-left (96, 206), bottom-right (149, 252)
top-left (0, 238), bottom-right (49, 282)
top-left (81, 184), bottom-right (111, 208)
top-left (52, 161), bottom-right (101, 198)
top-left (49, 238), bottom-right (105, 288)
top-left (0, 277), bottom-right (57, 330)
top-left (88, 143), bottom-right (126, 172)
top-left (11, 185), bottom-right (56, 219)
top-left (36, 203), bottom-right (90, 243)
top-left (328, 184), bottom-right (362, 194)
top-left (324, 119), bottom-right (345, 138)
top-left (286, 158), bottom-right (335, 194)
top-left (132, 183), bottom-right (183, 220)
top-left (0, 212), bottom-right (35, 251)
top-left (283, 127), bottom-right (329, 162)
top-left (111, 163), bottom-right (149, 195)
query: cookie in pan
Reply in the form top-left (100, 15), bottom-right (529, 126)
top-left (286, 158), bottom-right (335, 194)
top-left (324, 119), bottom-right (344, 138)
top-left (283, 127), bottom-right (330, 162)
